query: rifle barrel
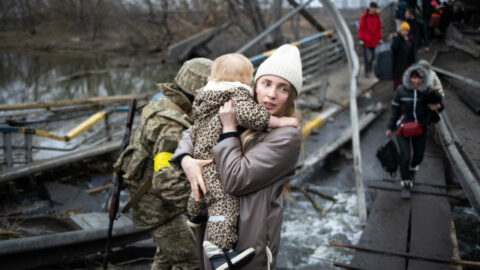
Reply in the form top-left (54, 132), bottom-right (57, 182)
top-left (103, 98), bottom-right (137, 270)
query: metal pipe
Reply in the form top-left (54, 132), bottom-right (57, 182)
top-left (0, 141), bottom-right (119, 184)
top-left (286, 0), bottom-right (325, 32)
top-left (25, 133), bottom-right (33, 163)
top-left (432, 66), bottom-right (480, 88)
top-left (104, 113), bottom-right (112, 141)
top-left (3, 132), bottom-right (13, 168)
top-left (0, 224), bottom-right (150, 269)
top-left (319, 0), bottom-right (366, 223)
top-left (458, 91), bottom-right (480, 114)
top-left (66, 111), bottom-right (107, 140)
top-left (438, 114), bottom-right (480, 216)
top-left (236, 0), bottom-right (315, 54)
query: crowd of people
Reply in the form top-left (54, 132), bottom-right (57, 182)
top-left (358, 1), bottom-right (450, 199)
top-left (109, 1), bottom-right (468, 269)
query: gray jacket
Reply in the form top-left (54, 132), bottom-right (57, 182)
top-left (170, 126), bottom-right (302, 270)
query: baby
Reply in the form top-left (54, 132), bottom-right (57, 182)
top-left (189, 53), bottom-right (298, 269)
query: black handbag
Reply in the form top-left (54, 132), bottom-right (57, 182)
top-left (376, 139), bottom-right (399, 177)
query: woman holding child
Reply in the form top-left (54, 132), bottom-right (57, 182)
top-left (170, 44), bottom-right (303, 270)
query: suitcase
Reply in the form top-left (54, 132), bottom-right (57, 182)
top-left (373, 43), bottom-right (393, 80)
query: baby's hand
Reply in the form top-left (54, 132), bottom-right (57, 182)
top-left (269, 116), bottom-right (298, 128)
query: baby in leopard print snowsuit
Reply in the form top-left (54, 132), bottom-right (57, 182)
top-left (189, 53), bottom-right (297, 254)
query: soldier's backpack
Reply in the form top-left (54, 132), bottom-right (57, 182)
top-left (376, 139), bottom-right (399, 177)
top-left (373, 43), bottom-right (393, 80)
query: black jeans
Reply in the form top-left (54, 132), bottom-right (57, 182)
top-left (363, 46), bottom-right (375, 75)
top-left (396, 130), bottom-right (427, 180)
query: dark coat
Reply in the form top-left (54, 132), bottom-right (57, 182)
top-left (388, 64), bottom-right (443, 131)
top-left (407, 16), bottom-right (429, 49)
top-left (391, 34), bottom-right (414, 78)
top-left (395, 0), bottom-right (409, 20)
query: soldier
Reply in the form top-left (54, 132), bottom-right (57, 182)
top-left (114, 58), bottom-right (213, 270)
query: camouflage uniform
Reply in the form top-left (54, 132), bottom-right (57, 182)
top-left (114, 58), bottom-right (212, 270)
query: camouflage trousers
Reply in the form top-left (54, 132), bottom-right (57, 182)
top-left (150, 214), bottom-right (200, 270)
top-left (187, 163), bottom-right (239, 250)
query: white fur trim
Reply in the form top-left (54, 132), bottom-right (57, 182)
top-left (204, 81), bottom-right (254, 97)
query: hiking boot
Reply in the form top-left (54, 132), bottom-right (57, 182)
top-left (409, 165), bottom-right (419, 171)
top-left (186, 215), bottom-right (208, 228)
top-left (400, 180), bottom-right (412, 199)
top-left (209, 248), bottom-right (255, 270)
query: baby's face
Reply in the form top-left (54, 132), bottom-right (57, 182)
top-left (255, 75), bottom-right (291, 116)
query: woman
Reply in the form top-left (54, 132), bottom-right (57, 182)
top-left (170, 44), bottom-right (303, 270)
top-left (386, 64), bottom-right (443, 199)
top-left (391, 21), bottom-right (415, 91)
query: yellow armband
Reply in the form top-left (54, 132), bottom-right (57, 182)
top-left (153, 152), bottom-right (173, 171)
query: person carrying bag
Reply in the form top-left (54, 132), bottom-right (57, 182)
top-left (385, 64), bottom-right (443, 199)
top-left (396, 88), bottom-right (423, 138)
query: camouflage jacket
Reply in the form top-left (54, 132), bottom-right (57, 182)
top-left (114, 83), bottom-right (193, 229)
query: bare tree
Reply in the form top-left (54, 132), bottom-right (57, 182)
top-left (18, 0), bottom-right (36, 34)
top-left (86, 0), bottom-right (103, 41)
top-left (0, 0), bottom-right (16, 29)
top-left (160, 0), bottom-right (172, 47)
top-left (271, 0), bottom-right (284, 47)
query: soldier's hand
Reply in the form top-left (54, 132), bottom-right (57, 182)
top-left (219, 100), bottom-right (238, 133)
top-left (181, 156), bottom-right (213, 201)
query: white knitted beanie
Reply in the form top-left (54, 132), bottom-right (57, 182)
top-left (254, 44), bottom-right (303, 95)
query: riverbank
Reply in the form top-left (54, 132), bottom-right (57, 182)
top-left (0, 6), bottom-right (363, 60)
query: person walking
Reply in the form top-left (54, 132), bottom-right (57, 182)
top-left (386, 64), bottom-right (443, 199)
top-left (170, 44), bottom-right (303, 270)
top-left (114, 58), bottom-right (213, 270)
top-left (405, 8), bottom-right (430, 61)
top-left (391, 22), bottom-right (414, 91)
top-left (395, 0), bottom-right (409, 30)
top-left (358, 1), bottom-right (382, 78)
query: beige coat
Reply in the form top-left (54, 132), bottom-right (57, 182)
top-left (171, 126), bottom-right (302, 270)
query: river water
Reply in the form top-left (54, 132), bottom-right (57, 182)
top-left (0, 53), bottom-right (178, 105)
top-left (0, 53), bottom-right (179, 161)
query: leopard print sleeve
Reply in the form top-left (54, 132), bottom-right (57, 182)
top-left (231, 87), bottom-right (270, 131)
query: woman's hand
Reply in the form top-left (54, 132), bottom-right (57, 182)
top-left (386, 129), bottom-right (393, 138)
top-left (427, 103), bottom-right (441, 111)
top-left (181, 156), bottom-right (213, 201)
top-left (219, 100), bottom-right (238, 133)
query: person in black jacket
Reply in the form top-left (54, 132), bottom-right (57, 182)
top-left (391, 22), bottom-right (414, 91)
top-left (386, 64), bottom-right (443, 199)
top-left (405, 8), bottom-right (430, 61)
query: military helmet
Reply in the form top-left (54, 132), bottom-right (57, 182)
top-left (175, 58), bottom-right (213, 96)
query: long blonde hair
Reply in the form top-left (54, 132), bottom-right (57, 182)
top-left (240, 82), bottom-right (302, 200)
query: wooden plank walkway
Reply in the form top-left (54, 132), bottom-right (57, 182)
top-left (348, 135), bottom-right (461, 270)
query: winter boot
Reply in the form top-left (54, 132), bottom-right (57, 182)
top-left (409, 165), bottom-right (419, 171)
top-left (400, 180), bottom-right (412, 199)
top-left (210, 248), bottom-right (255, 270)
top-left (204, 241), bottom-right (255, 270)
top-left (186, 215), bottom-right (208, 228)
